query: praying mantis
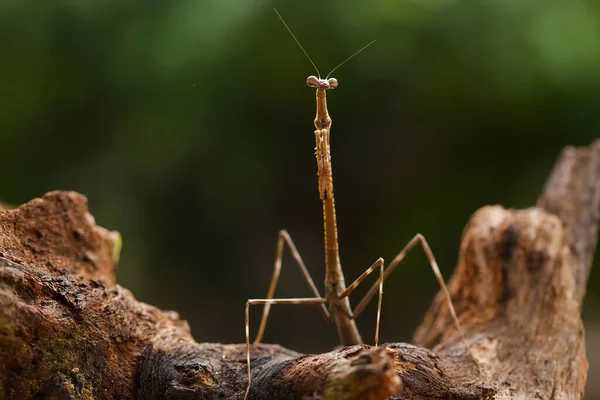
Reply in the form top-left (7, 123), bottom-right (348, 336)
top-left (244, 9), bottom-right (470, 399)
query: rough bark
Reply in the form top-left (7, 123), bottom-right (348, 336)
top-left (1, 140), bottom-right (597, 399)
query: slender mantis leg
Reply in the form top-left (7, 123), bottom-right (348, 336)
top-left (245, 230), bottom-right (330, 400)
top-left (245, 297), bottom-right (327, 400)
top-left (351, 234), bottom-right (470, 352)
top-left (254, 229), bottom-right (329, 344)
top-left (338, 257), bottom-right (385, 346)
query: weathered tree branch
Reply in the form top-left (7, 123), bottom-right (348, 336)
top-left (1, 141), bottom-right (597, 399)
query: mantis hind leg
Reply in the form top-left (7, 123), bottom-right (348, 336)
top-left (351, 234), bottom-right (471, 355)
top-left (245, 229), bottom-right (330, 399)
top-left (254, 229), bottom-right (329, 344)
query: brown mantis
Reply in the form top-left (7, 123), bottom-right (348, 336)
top-left (244, 9), bottom-right (470, 399)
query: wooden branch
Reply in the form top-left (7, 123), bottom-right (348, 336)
top-left (1, 140), bottom-right (597, 399)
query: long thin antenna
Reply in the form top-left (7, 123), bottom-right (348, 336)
top-left (274, 8), bottom-right (321, 78)
top-left (326, 39), bottom-right (377, 79)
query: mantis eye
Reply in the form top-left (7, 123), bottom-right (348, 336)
top-left (307, 76), bottom-right (320, 88)
top-left (327, 78), bottom-right (338, 89)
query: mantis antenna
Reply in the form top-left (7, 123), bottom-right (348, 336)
top-left (326, 39), bottom-right (377, 79)
top-left (274, 8), bottom-right (321, 78)
top-left (274, 8), bottom-right (376, 80)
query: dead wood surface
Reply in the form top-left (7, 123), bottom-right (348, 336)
top-left (1, 140), bottom-right (598, 399)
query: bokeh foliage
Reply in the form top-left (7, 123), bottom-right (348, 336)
top-left (1, 0), bottom-right (599, 394)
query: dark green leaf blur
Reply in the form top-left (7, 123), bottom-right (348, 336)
top-left (1, 0), bottom-right (599, 395)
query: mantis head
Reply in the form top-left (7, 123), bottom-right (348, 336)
top-left (307, 76), bottom-right (338, 90)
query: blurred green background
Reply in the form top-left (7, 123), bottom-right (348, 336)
top-left (2, 0), bottom-right (600, 396)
